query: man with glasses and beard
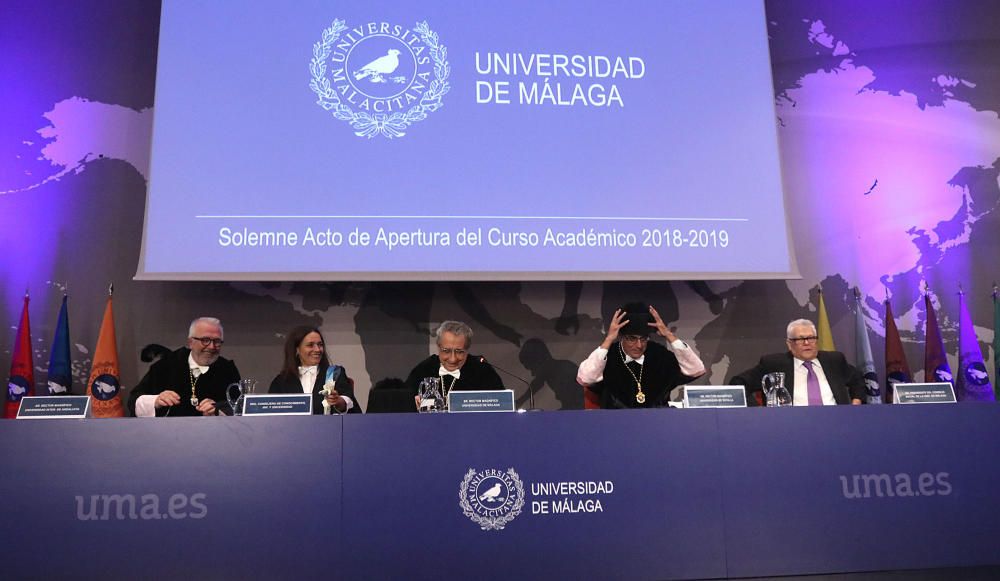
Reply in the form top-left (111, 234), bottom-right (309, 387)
top-left (731, 318), bottom-right (864, 406)
top-left (577, 302), bottom-right (706, 409)
top-left (128, 317), bottom-right (241, 417)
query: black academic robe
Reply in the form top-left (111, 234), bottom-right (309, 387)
top-left (591, 341), bottom-right (698, 409)
top-left (404, 354), bottom-right (504, 396)
top-left (128, 347), bottom-right (241, 417)
top-left (268, 363), bottom-right (360, 414)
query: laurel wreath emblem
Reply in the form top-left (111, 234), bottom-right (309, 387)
top-left (459, 468), bottom-right (525, 531)
top-left (309, 19), bottom-right (451, 139)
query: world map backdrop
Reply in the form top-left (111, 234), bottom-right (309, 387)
top-left (2, 0), bottom-right (999, 411)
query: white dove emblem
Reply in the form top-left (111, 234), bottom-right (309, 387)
top-left (478, 483), bottom-right (504, 502)
top-left (47, 381), bottom-right (68, 394)
top-left (8, 382), bottom-right (26, 396)
top-left (94, 380), bottom-right (116, 394)
top-left (353, 49), bottom-right (401, 83)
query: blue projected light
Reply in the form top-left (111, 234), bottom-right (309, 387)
top-left (139, 0), bottom-right (795, 280)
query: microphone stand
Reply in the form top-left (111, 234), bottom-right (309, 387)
top-left (480, 357), bottom-right (539, 411)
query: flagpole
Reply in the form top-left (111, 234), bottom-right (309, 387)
top-left (994, 283), bottom-right (1000, 399)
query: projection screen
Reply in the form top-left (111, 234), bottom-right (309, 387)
top-left (137, 0), bottom-right (797, 280)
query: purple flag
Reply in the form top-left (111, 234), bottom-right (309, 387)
top-left (956, 290), bottom-right (994, 401)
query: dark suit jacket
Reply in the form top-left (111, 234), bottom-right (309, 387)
top-left (731, 351), bottom-right (864, 406)
top-left (268, 364), bottom-right (361, 414)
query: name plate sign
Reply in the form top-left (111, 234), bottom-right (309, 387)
top-left (16, 396), bottom-right (91, 419)
top-left (243, 394), bottom-right (313, 416)
top-left (893, 382), bottom-right (957, 404)
top-left (684, 386), bottom-right (747, 409)
top-left (448, 389), bottom-right (515, 413)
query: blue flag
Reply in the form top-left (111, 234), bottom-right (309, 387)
top-left (47, 295), bottom-right (72, 395)
top-left (956, 290), bottom-right (994, 401)
top-left (854, 289), bottom-right (880, 404)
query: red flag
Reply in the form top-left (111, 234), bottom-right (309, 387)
top-left (87, 293), bottom-right (123, 417)
top-left (6, 294), bottom-right (34, 418)
top-left (883, 298), bottom-right (911, 403)
top-left (924, 293), bottom-right (953, 386)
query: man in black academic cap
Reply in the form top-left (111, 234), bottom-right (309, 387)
top-left (576, 302), bottom-right (706, 408)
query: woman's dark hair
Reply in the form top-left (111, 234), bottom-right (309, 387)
top-left (279, 326), bottom-right (329, 382)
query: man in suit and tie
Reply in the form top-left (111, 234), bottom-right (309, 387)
top-left (732, 318), bottom-right (865, 406)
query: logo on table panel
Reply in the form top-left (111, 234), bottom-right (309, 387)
top-left (7, 376), bottom-right (30, 402)
top-left (90, 374), bottom-right (120, 401)
top-left (459, 468), bottom-right (525, 530)
top-left (309, 19), bottom-right (450, 139)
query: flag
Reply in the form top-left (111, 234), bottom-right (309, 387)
top-left (923, 293), bottom-right (952, 386)
top-left (47, 295), bottom-right (72, 395)
top-left (853, 289), bottom-right (880, 404)
top-left (5, 293), bottom-right (33, 418)
top-left (993, 285), bottom-right (1000, 399)
top-left (817, 288), bottom-right (836, 351)
top-left (883, 297), bottom-right (911, 403)
top-left (956, 289), bottom-right (994, 401)
top-left (87, 290), bottom-right (123, 417)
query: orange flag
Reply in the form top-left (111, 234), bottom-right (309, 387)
top-left (5, 293), bottom-right (34, 418)
top-left (87, 291), bottom-right (123, 417)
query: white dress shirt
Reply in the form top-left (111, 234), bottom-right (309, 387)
top-left (576, 339), bottom-right (706, 386)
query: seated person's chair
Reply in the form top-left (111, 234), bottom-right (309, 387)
top-left (366, 377), bottom-right (418, 413)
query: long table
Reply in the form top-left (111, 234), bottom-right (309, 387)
top-left (2, 405), bottom-right (999, 579)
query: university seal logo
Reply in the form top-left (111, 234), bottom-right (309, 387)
top-left (7, 376), bottom-right (30, 402)
top-left (964, 362), bottom-right (990, 386)
top-left (459, 468), bottom-right (525, 531)
top-left (309, 19), bottom-right (451, 139)
top-left (90, 373), bottom-right (120, 401)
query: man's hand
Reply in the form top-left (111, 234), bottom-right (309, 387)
top-left (154, 390), bottom-right (181, 408)
top-left (196, 398), bottom-right (217, 416)
top-left (648, 305), bottom-right (677, 342)
top-left (600, 309), bottom-right (630, 349)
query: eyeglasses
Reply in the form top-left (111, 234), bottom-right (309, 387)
top-left (439, 348), bottom-right (468, 357)
top-left (621, 335), bottom-right (649, 344)
top-left (192, 336), bottom-right (224, 347)
top-left (788, 336), bottom-right (818, 344)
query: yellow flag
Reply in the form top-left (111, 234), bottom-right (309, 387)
top-left (817, 290), bottom-right (836, 352)
top-left (87, 294), bottom-right (124, 417)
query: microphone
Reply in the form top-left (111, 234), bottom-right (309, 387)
top-left (479, 357), bottom-right (538, 411)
